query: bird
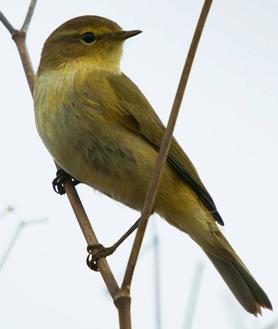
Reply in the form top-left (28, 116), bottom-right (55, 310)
top-left (33, 15), bottom-right (272, 315)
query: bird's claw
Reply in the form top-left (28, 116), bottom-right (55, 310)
top-left (52, 169), bottom-right (80, 195)
top-left (86, 243), bottom-right (115, 271)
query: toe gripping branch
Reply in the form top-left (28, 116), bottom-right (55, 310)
top-left (86, 219), bottom-right (141, 271)
top-left (52, 168), bottom-right (80, 195)
top-left (86, 244), bottom-right (116, 271)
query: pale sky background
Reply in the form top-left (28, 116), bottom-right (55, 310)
top-left (0, 1), bottom-right (277, 329)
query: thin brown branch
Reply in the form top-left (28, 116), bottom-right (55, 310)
top-left (122, 0), bottom-right (213, 289)
top-left (114, 288), bottom-right (132, 329)
top-left (64, 181), bottom-right (119, 298)
top-left (21, 0), bottom-right (37, 33)
top-left (0, 7), bottom-right (35, 94)
top-left (0, 11), bottom-right (16, 34)
top-left (12, 32), bottom-right (35, 94)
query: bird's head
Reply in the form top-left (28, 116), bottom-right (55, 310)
top-left (38, 15), bottom-right (141, 74)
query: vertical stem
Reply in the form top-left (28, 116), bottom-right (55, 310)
top-left (117, 302), bottom-right (131, 329)
top-left (114, 288), bottom-right (132, 329)
top-left (153, 222), bottom-right (162, 329)
top-left (183, 263), bottom-right (204, 329)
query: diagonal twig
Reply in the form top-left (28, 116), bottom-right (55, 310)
top-left (0, 11), bottom-right (16, 34)
top-left (21, 0), bottom-right (37, 33)
top-left (121, 0), bottom-right (213, 290)
top-left (64, 181), bottom-right (119, 297)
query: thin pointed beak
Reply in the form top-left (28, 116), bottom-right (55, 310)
top-left (113, 30), bottom-right (142, 40)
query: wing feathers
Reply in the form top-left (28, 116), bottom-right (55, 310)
top-left (91, 72), bottom-right (224, 225)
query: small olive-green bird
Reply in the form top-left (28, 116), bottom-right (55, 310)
top-left (34, 15), bottom-right (272, 315)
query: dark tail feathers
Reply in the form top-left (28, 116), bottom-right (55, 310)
top-left (205, 251), bottom-right (272, 315)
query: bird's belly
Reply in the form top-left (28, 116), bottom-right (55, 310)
top-left (35, 103), bottom-right (148, 207)
top-left (35, 102), bottom-right (190, 216)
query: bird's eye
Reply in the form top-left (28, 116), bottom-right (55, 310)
top-left (80, 32), bottom-right (96, 44)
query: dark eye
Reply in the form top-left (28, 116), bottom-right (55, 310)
top-left (80, 32), bottom-right (96, 44)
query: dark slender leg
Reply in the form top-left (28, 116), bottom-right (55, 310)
top-left (52, 168), bottom-right (80, 195)
top-left (87, 219), bottom-right (140, 271)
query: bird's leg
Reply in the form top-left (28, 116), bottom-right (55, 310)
top-left (87, 218), bottom-right (140, 271)
top-left (52, 168), bottom-right (80, 195)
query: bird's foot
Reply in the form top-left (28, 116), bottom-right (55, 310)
top-left (86, 244), bottom-right (116, 271)
top-left (86, 219), bottom-right (140, 271)
top-left (52, 168), bottom-right (80, 195)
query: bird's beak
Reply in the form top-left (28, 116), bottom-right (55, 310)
top-left (111, 30), bottom-right (142, 40)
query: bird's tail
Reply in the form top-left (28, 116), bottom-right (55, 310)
top-left (200, 229), bottom-right (272, 315)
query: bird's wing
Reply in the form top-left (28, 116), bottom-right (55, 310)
top-left (91, 72), bottom-right (224, 225)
